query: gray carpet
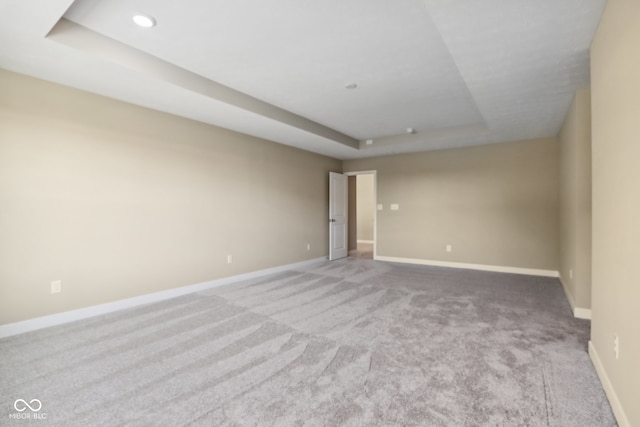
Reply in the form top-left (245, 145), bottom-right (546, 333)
top-left (0, 258), bottom-right (616, 426)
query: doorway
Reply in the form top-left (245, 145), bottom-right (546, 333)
top-left (346, 171), bottom-right (376, 259)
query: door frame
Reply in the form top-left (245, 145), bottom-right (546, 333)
top-left (344, 170), bottom-right (377, 258)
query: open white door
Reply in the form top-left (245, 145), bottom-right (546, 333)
top-left (329, 172), bottom-right (348, 260)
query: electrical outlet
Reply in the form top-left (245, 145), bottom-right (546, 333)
top-left (227, 255), bottom-right (233, 264)
top-left (307, 243), bottom-right (311, 251)
top-left (377, 204), bottom-right (383, 211)
top-left (51, 280), bottom-right (62, 294)
top-left (613, 335), bottom-right (619, 359)
top-left (446, 244), bottom-right (452, 252)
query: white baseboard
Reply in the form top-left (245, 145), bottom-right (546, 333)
top-left (589, 341), bottom-right (631, 427)
top-left (573, 307), bottom-right (592, 320)
top-left (357, 240), bottom-right (374, 244)
top-left (558, 273), bottom-right (576, 305)
top-left (0, 257), bottom-right (326, 339)
top-left (558, 275), bottom-right (592, 320)
top-left (374, 255), bottom-right (559, 278)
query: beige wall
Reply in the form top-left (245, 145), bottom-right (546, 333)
top-left (559, 88), bottom-right (592, 312)
top-left (0, 70), bottom-right (341, 325)
top-left (356, 174), bottom-right (375, 241)
top-left (344, 138), bottom-right (559, 271)
top-left (590, 0), bottom-right (640, 425)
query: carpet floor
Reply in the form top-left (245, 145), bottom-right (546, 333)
top-left (0, 258), bottom-right (617, 426)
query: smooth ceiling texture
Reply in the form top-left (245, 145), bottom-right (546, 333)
top-left (0, 0), bottom-right (606, 159)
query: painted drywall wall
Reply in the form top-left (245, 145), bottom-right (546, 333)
top-left (590, 0), bottom-right (640, 425)
top-left (344, 138), bottom-right (559, 271)
top-left (356, 174), bottom-right (375, 241)
top-left (0, 69), bottom-right (341, 325)
top-left (558, 88), bottom-right (592, 314)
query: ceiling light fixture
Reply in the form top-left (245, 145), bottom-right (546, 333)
top-left (345, 83), bottom-right (358, 90)
top-left (133, 14), bottom-right (157, 28)
top-left (366, 139), bottom-right (373, 145)
top-left (406, 127), bottom-right (416, 134)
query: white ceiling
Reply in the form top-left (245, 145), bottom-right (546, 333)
top-left (0, 0), bottom-right (606, 160)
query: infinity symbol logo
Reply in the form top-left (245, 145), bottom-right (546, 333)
top-left (14, 399), bottom-right (42, 412)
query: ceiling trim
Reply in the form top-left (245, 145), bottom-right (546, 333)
top-left (47, 18), bottom-right (360, 150)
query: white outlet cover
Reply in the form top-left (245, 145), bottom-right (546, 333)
top-left (377, 204), bottom-right (383, 211)
top-left (51, 280), bottom-right (62, 294)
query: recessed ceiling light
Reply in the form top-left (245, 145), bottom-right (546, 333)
top-left (406, 127), bottom-right (416, 134)
top-left (345, 83), bottom-right (358, 90)
top-left (366, 139), bottom-right (373, 145)
top-left (133, 14), bottom-right (156, 28)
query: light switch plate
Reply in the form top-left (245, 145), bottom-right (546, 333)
top-left (377, 204), bottom-right (383, 211)
top-left (390, 204), bottom-right (399, 211)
